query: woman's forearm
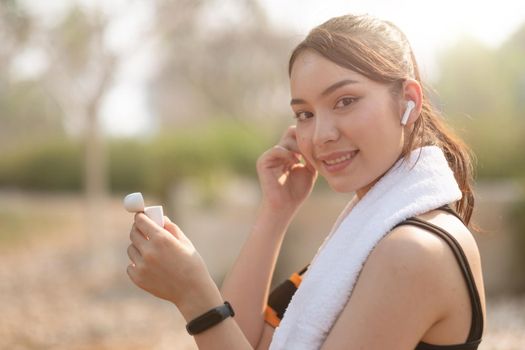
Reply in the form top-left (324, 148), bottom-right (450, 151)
top-left (178, 276), bottom-right (254, 350)
top-left (219, 204), bottom-right (295, 347)
top-left (192, 317), bottom-right (253, 350)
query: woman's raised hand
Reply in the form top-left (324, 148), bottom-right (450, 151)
top-left (127, 214), bottom-right (220, 315)
top-left (256, 125), bottom-right (317, 215)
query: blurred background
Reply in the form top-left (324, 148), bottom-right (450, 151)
top-left (0, 0), bottom-right (524, 349)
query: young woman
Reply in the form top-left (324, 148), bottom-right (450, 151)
top-left (126, 14), bottom-right (486, 349)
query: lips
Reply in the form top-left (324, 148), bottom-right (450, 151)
top-left (324, 153), bottom-right (353, 165)
top-left (318, 150), bottom-right (359, 173)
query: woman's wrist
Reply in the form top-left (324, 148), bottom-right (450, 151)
top-left (177, 275), bottom-right (225, 323)
top-left (257, 200), bottom-right (298, 224)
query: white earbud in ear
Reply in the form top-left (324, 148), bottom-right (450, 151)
top-left (401, 100), bottom-right (416, 126)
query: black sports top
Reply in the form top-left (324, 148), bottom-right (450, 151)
top-left (264, 205), bottom-right (484, 349)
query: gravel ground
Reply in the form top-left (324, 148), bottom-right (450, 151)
top-left (0, 191), bottom-right (523, 349)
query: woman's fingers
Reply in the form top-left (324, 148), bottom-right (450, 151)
top-left (134, 213), bottom-right (165, 240)
top-left (271, 144), bottom-right (301, 164)
top-left (278, 126), bottom-right (318, 173)
top-left (301, 153), bottom-right (317, 173)
top-left (127, 244), bottom-right (141, 266)
top-left (129, 224), bottom-right (149, 256)
top-left (130, 224), bottom-right (148, 241)
top-left (277, 125), bottom-right (301, 154)
top-left (134, 213), bottom-right (189, 251)
top-left (126, 261), bottom-right (140, 287)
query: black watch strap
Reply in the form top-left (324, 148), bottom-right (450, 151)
top-left (186, 301), bottom-right (235, 335)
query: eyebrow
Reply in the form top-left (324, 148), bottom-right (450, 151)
top-left (290, 79), bottom-right (360, 105)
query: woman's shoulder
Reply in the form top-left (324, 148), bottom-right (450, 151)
top-left (321, 210), bottom-right (472, 348)
top-left (367, 208), bottom-right (484, 306)
top-left (370, 214), bottom-right (453, 284)
top-left (382, 208), bottom-right (480, 262)
top-left (367, 209), bottom-right (486, 344)
top-left (361, 209), bottom-right (474, 301)
top-left (371, 208), bottom-right (485, 320)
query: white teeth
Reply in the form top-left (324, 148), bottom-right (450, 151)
top-left (324, 153), bottom-right (352, 165)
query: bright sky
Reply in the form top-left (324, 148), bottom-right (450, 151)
top-left (262, 0), bottom-right (525, 79)
top-left (15, 0), bottom-right (525, 136)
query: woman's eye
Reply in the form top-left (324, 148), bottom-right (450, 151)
top-left (294, 111), bottom-right (314, 121)
top-left (335, 97), bottom-right (358, 109)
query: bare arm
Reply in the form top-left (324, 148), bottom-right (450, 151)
top-left (320, 222), bottom-right (480, 349)
top-left (128, 213), bottom-right (282, 350)
top-left (220, 126), bottom-right (317, 347)
top-left (126, 126), bottom-right (316, 349)
top-left (220, 205), bottom-right (293, 347)
top-left (177, 275), bottom-right (255, 350)
top-left (128, 214), bottom-right (256, 350)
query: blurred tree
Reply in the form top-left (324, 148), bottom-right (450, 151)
top-left (435, 29), bottom-right (525, 179)
top-left (40, 6), bottom-right (117, 244)
top-left (0, 1), bottom-right (64, 151)
top-left (500, 22), bottom-right (525, 176)
top-left (2, 0), bottom-right (286, 212)
top-left (149, 0), bottom-right (293, 129)
top-left (45, 6), bottom-right (115, 188)
top-left (0, 80), bottom-right (64, 151)
top-left (129, 0), bottom-right (296, 212)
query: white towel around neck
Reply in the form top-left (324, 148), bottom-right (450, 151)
top-left (269, 146), bottom-right (462, 350)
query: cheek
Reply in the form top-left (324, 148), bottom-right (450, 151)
top-left (295, 126), bottom-right (308, 144)
top-left (358, 110), bottom-right (398, 142)
top-left (295, 131), bottom-right (310, 153)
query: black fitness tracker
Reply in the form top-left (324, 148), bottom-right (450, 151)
top-left (186, 301), bottom-right (235, 335)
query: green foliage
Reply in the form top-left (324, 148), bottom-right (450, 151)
top-left (148, 120), bottom-right (268, 196)
top-left (0, 138), bottom-right (83, 191)
top-left (435, 31), bottom-right (525, 180)
top-left (0, 120), bottom-right (270, 195)
top-left (108, 138), bottom-right (151, 193)
top-left (0, 80), bottom-right (64, 149)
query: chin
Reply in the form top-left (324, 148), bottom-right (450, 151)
top-left (326, 180), bottom-right (358, 194)
top-left (324, 175), bottom-right (375, 195)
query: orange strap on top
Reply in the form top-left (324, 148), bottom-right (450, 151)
top-left (264, 305), bottom-right (281, 327)
top-left (289, 272), bottom-right (302, 288)
top-left (264, 272), bottom-right (304, 328)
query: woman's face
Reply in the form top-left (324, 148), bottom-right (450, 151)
top-left (290, 50), bottom-right (406, 198)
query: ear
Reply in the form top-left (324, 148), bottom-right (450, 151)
top-left (401, 79), bottom-right (423, 126)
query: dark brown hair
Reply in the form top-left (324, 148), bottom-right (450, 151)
top-left (289, 14), bottom-right (476, 225)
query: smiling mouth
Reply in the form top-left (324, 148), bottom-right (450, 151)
top-left (322, 150), bottom-right (359, 165)
top-left (324, 153), bottom-right (352, 165)
top-left (319, 150), bottom-right (359, 173)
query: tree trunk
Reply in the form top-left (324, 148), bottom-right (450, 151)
top-left (84, 101), bottom-right (108, 251)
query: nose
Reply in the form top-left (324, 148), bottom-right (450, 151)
top-left (313, 114), bottom-right (339, 147)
